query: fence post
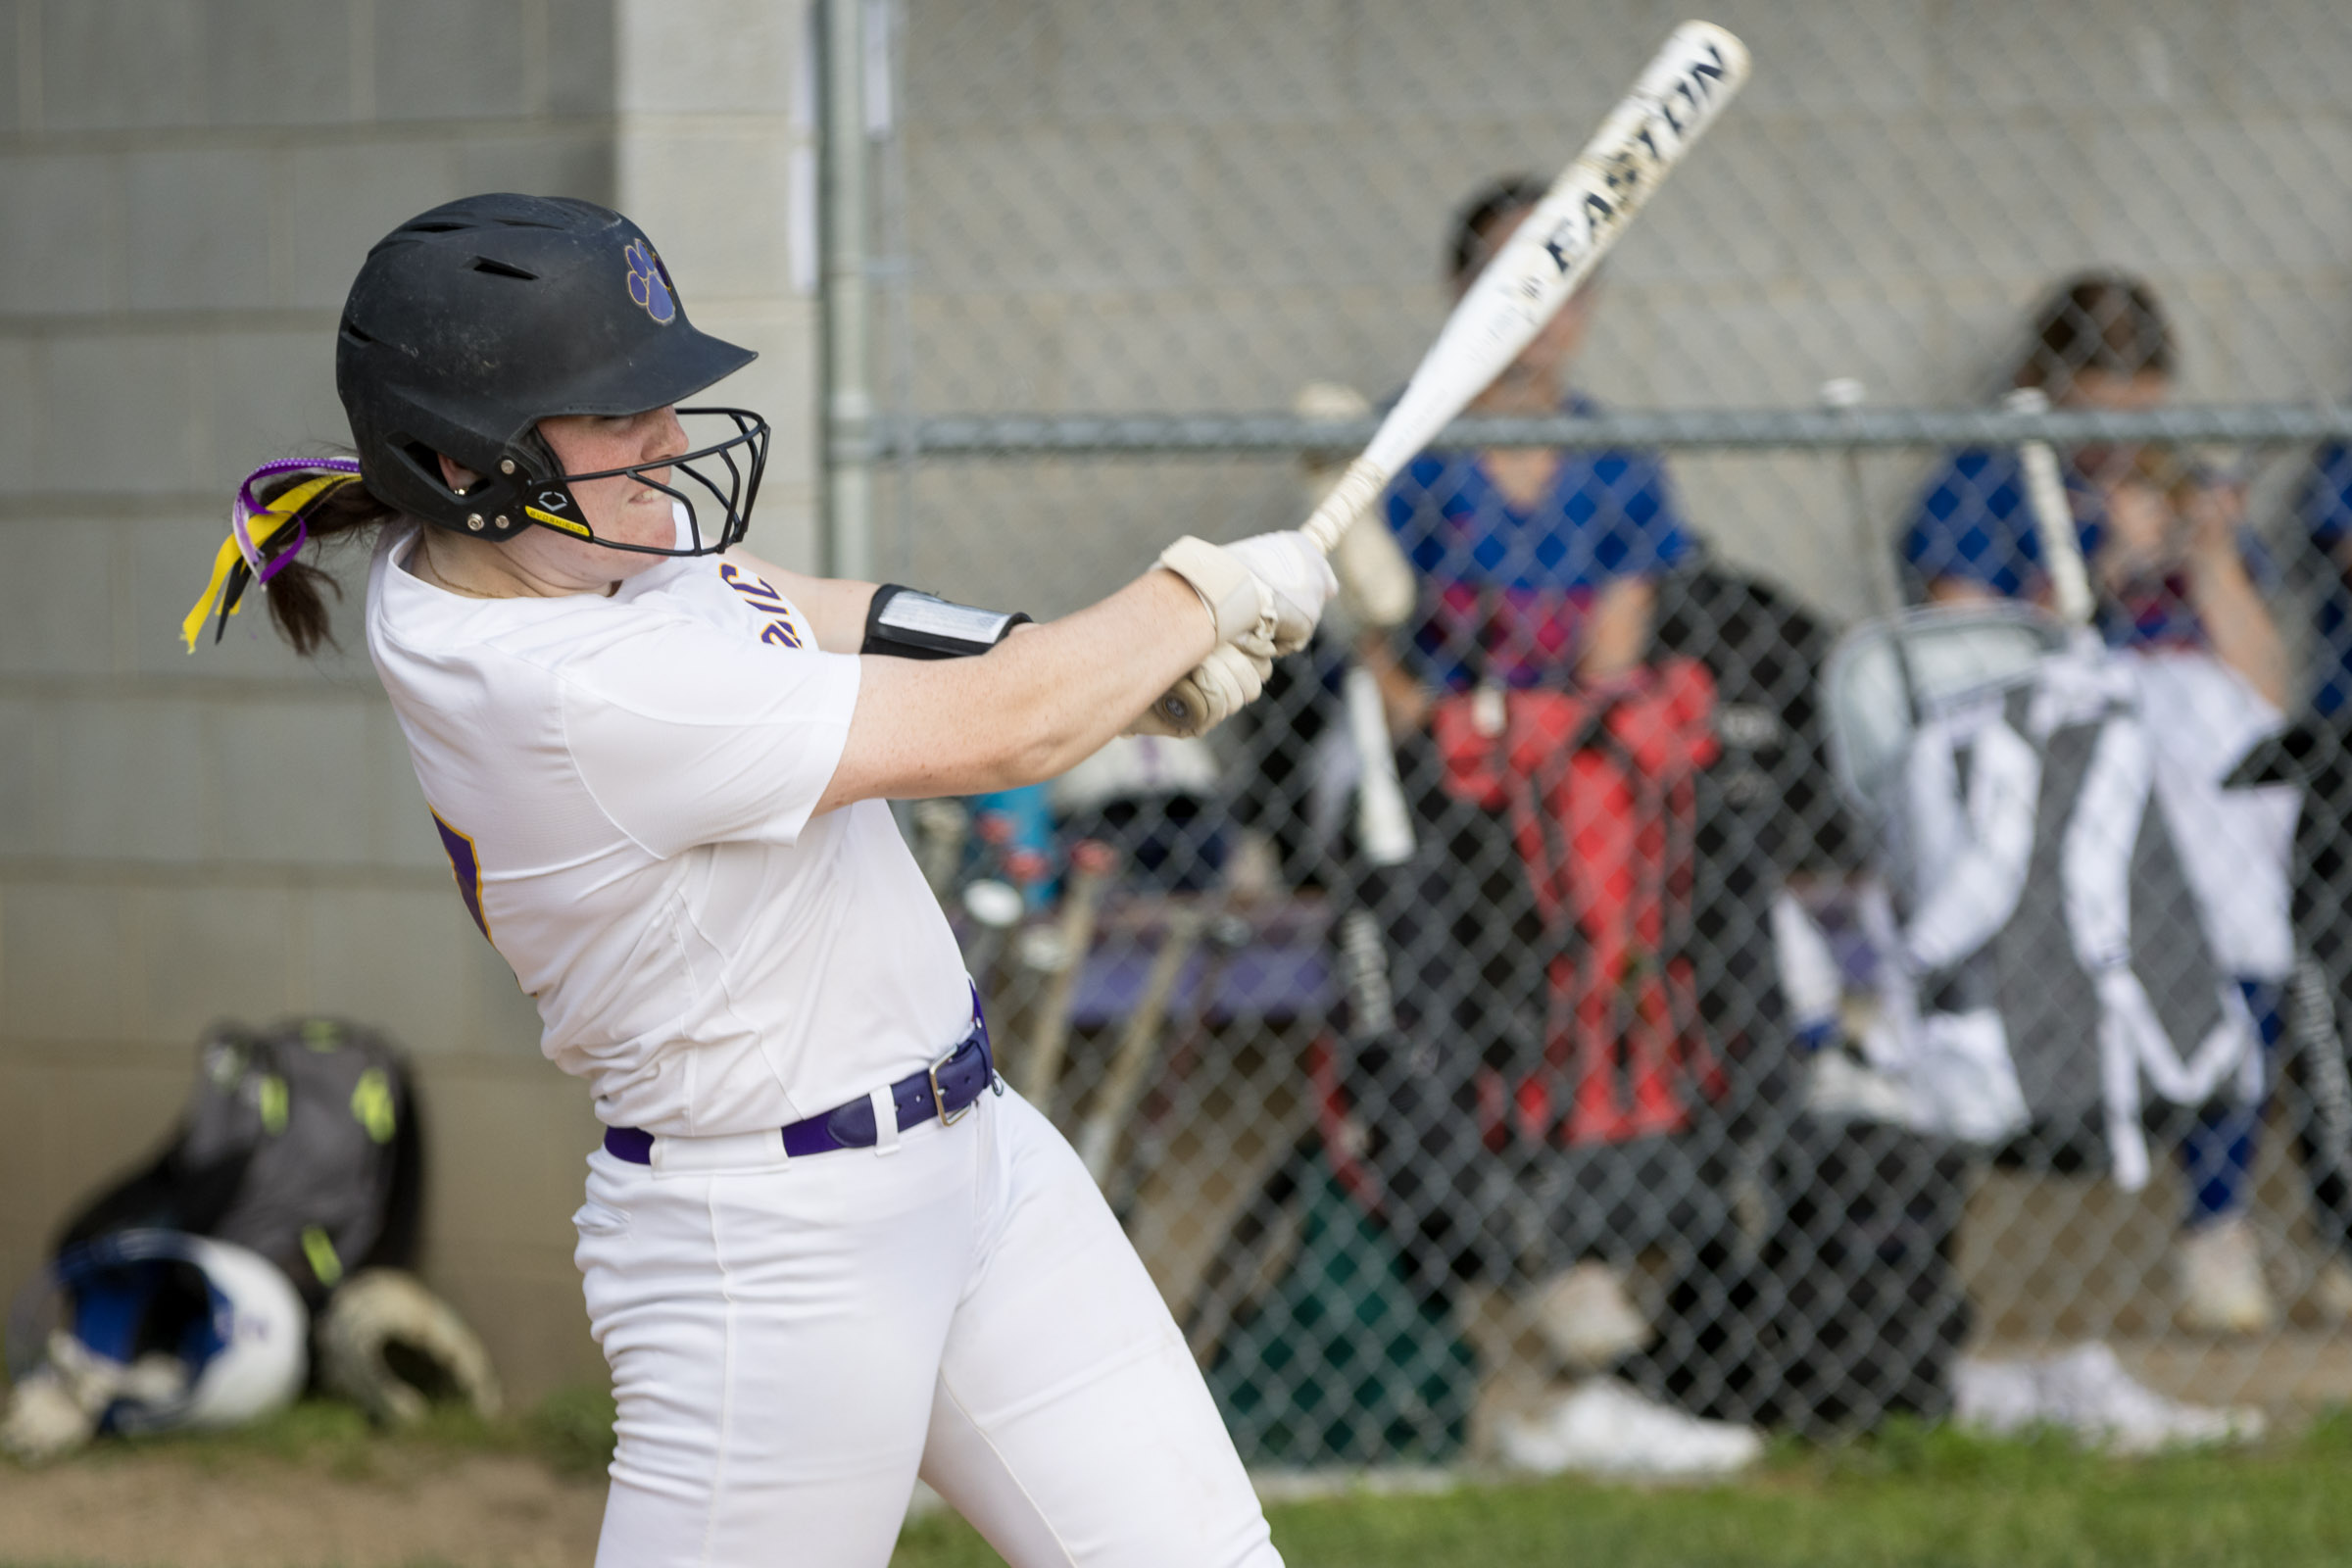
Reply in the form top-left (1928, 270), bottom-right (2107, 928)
top-left (820, 0), bottom-right (874, 582)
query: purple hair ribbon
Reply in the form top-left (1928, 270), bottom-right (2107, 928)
top-left (231, 458), bottom-right (363, 571)
top-left (180, 460), bottom-right (364, 653)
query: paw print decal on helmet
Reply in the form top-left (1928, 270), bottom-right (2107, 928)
top-left (625, 238), bottom-right (676, 324)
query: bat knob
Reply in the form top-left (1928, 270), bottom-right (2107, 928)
top-left (1160, 694), bottom-right (1190, 723)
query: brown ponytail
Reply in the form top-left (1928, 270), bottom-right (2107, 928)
top-left (248, 467), bottom-right (404, 657)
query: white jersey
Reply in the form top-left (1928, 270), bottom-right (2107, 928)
top-left (365, 526), bottom-right (973, 1136)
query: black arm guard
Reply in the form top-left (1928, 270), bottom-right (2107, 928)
top-left (861, 584), bottom-right (1033, 660)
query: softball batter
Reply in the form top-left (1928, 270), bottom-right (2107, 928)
top-left (182, 193), bottom-right (1332, 1567)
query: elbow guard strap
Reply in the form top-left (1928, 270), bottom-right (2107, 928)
top-left (861, 584), bottom-right (1032, 660)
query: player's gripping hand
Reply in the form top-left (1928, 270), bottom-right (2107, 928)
top-left (1154, 532), bottom-right (1336, 658)
top-left (1155, 535), bottom-right (1275, 647)
top-left (1140, 532), bottom-right (1331, 736)
top-left (1222, 531), bottom-right (1339, 655)
top-left (1140, 533), bottom-right (1331, 737)
top-left (1127, 629), bottom-right (1276, 738)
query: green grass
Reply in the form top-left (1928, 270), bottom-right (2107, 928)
top-left (892, 1411), bottom-right (2352, 1568)
top-left (10, 1396), bottom-right (2351, 1567)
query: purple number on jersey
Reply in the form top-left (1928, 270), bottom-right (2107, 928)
top-left (430, 808), bottom-right (492, 941)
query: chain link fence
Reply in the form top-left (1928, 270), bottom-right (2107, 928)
top-left (829, 1), bottom-right (2352, 1468)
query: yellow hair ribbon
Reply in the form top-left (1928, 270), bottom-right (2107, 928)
top-left (179, 474), bottom-right (354, 653)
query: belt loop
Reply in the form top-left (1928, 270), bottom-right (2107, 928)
top-left (870, 1085), bottom-right (902, 1156)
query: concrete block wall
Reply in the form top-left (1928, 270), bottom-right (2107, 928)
top-left (613, 0), bottom-right (822, 569)
top-left (888, 0), bottom-right (2352, 620)
top-left (0, 0), bottom-right (820, 1403)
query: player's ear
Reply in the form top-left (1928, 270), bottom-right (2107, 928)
top-left (436, 451), bottom-right (484, 495)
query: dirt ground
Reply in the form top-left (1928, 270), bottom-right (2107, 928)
top-left (0, 1448), bottom-right (608, 1568)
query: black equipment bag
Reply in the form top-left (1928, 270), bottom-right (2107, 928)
top-left (58, 1017), bottom-right (423, 1307)
top-left (1636, 1116), bottom-right (1972, 1439)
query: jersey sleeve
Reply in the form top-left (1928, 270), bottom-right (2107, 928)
top-left (559, 616), bottom-right (863, 858)
top-left (1589, 452), bottom-right (1690, 581)
top-left (1387, 456), bottom-right (1477, 689)
top-left (1903, 449), bottom-right (2037, 598)
top-left (1386, 454), bottom-right (1458, 578)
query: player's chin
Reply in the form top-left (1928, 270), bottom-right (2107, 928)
top-left (610, 499), bottom-right (681, 555)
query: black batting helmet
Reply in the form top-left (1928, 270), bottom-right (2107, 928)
top-left (335, 193), bottom-right (767, 555)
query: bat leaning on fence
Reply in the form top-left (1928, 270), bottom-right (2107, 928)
top-left (2004, 385), bottom-right (2097, 627)
top-left (1076, 902), bottom-right (1209, 1185)
top-left (1017, 838), bottom-right (1120, 1107)
top-left (1296, 380), bottom-right (1420, 870)
top-left (1109, 907), bottom-right (1254, 1213)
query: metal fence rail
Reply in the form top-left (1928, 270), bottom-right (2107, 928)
top-left (882, 405), bottom-right (2352, 459)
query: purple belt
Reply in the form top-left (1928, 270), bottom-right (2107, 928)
top-left (603, 1017), bottom-right (998, 1165)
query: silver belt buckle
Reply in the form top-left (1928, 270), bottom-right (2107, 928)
top-left (932, 1042), bottom-right (974, 1127)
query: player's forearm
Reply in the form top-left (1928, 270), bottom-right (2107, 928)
top-left (818, 570), bottom-right (1214, 809)
top-left (2188, 550), bottom-right (2288, 710)
top-left (1578, 576), bottom-right (1654, 680)
top-left (963, 570), bottom-right (1217, 784)
top-left (1358, 633), bottom-right (1431, 734)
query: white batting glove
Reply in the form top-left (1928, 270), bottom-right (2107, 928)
top-left (1157, 535), bottom-right (1275, 645)
top-left (1126, 633), bottom-right (1276, 739)
top-left (1222, 531), bottom-right (1339, 656)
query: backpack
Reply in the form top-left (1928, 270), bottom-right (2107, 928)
top-left (1636, 1117), bottom-right (1973, 1439)
top-left (58, 1017), bottom-right (423, 1308)
top-left (1434, 658), bottom-right (1725, 1147)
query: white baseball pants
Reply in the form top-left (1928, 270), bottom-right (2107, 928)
top-left (573, 1085), bottom-right (1282, 1568)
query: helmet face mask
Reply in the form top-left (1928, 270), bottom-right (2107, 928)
top-left (512, 406), bottom-right (769, 558)
top-left (338, 193), bottom-right (765, 557)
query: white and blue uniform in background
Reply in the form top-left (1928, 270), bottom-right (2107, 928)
top-left (367, 528), bottom-right (1280, 1568)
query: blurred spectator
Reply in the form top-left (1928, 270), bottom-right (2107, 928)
top-left (2293, 442), bottom-right (2352, 1314)
top-left (2224, 720), bottom-right (2352, 1323)
top-left (2303, 442), bottom-right (2352, 714)
top-left (1903, 271), bottom-right (2285, 709)
top-left (2219, 437), bottom-right (2352, 1322)
top-left (1899, 271), bottom-right (2296, 1334)
top-left (1333, 175), bottom-right (1765, 1467)
top-left (1361, 175), bottom-right (1685, 730)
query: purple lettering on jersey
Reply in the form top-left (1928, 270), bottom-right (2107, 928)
top-left (719, 563), bottom-right (806, 647)
top-left (430, 808), bottom-right (492, 941)
top-left (719, 563), bottom-right (783, 603)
